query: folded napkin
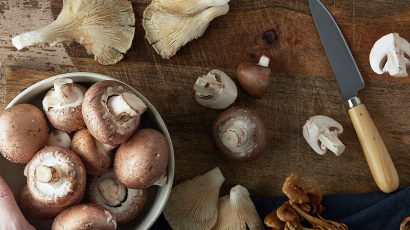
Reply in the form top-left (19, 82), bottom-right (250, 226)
top-left (152, 187), bottom-right (410, 230)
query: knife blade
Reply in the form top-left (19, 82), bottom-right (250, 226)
top-left (309, 0), bottom-right (399, 193)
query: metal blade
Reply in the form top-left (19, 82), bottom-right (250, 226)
top-left (309, 0), bottom-right (364, 101)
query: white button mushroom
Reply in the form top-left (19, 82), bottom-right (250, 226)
top-left (370, 33), bottom-right (410, 77)
top-left (47, 130), bottom-right (72, 149)
top-left (302, 115), bottom-right (345, 156)
top-left (194, 69), bottom-right (238, 109)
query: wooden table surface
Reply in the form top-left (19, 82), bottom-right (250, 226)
top-left (1, 0), bottom-right (410, 197)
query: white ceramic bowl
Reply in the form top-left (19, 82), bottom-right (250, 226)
top-left (0, 72), bottom-right (174, 230)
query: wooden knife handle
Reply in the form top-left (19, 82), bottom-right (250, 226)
top-left (348, 103), bottom-right (399, 193)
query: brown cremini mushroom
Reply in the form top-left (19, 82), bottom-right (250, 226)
top-left (282, 174), bottom-right (309, 204)
top-left (212, 106), bottom-right (267, 161)
top-left (114, 128), bottom-right (169, 189)
top-left (89, 171), bottom-right (148, 224)
top-left (71, 129), bottom-right (115, 176)
top-left (47, 130), bottom-right (72, 148)
top-left (237, 55), bottom-right (271, 98)
top-left (82, 80), bottom-right (147, 146)
top-left (52, 204), bottom-right (117, 230)
top-left (0, 104), bottom-right (48, 163)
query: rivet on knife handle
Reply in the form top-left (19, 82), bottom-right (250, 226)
top-left (347, 97), bottom-right (399, 193)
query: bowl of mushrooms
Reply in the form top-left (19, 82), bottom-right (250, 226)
top-left (0, 72), bottom-right (174, 230)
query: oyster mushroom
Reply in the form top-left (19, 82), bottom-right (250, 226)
top-left (42, 78), bottom-right (87, 132)
top-left (89, 171), bottom-right (147, 224)
top-left (26, 146), bottom-right (86, 208)
top-left (370, 33), bottom-right (410, 77)
top-left (212, 106), bottom-right (267, 161)
top-left (303, 115), bottom-right (345, 156)
top-left (237, 55), bottom-right (271, 98)
top-left (194, 69), bottom-right (238, 109)
top-left (163, 167), bottom-right (225, 230)
top-left (157, 0), bottom-right (229, 15)
top-left (114, 128), bottom-right (169, 189)
top-left (12, 0), bottom-right (135, 65)
top-left (82, 80), bottom-right (147, 146)
top-left (52, 204), bottom-right (117, 230)
top-left (71, 129), bottom-right (115, 176)
top-left (47, 130), bottom-right (72, 148)
top-left (0, 104), bottom-right (48, 163)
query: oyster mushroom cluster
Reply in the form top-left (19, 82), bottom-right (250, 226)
top-left (0, 78), bottom-right (170, 228)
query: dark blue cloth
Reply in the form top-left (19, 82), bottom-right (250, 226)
top-left (152, 187), bottom-right (410, 229)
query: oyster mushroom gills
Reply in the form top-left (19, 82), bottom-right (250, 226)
top-left (12, 0), bottom-right (135, 65)
top-left (114, 128), bottom-right (169, 189)
top-left (47, 130), bottom-right (72, 149)
top-left (52, 204), bottom-right (117, 230)
top-left (212, 106), bottom-right (267, 161)
top-left (82, 80), bottom-right (147, 146)
top-left (237, 55), bottom-right (272, 98)
top-left (89, 171), bottom-right (147, 224)
top-left (194, 69), bottom-right (238, 109)
top-left (0, 104), bottom-right (48, 163)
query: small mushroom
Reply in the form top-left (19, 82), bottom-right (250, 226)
top-left (88, 171), bottom-right (147, 224)
top-left (157, 0), bottom-right (229, 15)
top-left (237, 55), bottom-right (271, 98)
top-left (42, 78), bottom-right (87, 132)
top-left (163, 167), bottom-right (225, 230)
top-left (264, 210), bottom-right (285, 230)
top-left (82, 80), bottom-right (147, 146)
top-left (282, 174), bottom-right (309, 204)
top-left (303, 115), bottom-right (345, 156)
top-left (47, 130), bottom-right (72, 148)
top-left (0, 104), bottom-right (48, 163)
top-left (276, 202), bottom-right (299, 229)
top-left (114, 128), bottom-right (169, 189)
top-left (12, 0), bottom-right (135, 65)
top-left (52, 204), bottom-right (117, 230)
top-left (213, 185), bottom-right (264, 230)
top-left (370, 33), bottom-right (410, 77)
top-left (194, 69), bottom-right (238, 109)
top-left (71, 129), bottom-right (115, 176)
top-left (401, 216), bottom-right (410, 230)
top-left (26, 146), bottom-right (86, 208)
top-left (212, 106), bottom-right (267, 161)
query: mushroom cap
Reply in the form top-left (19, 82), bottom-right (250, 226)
top-left (52, 204), bottom-right (117, 230)
top-left (264, 210), bottom-right (285, 229)
top-left (0, 104), bottom-right (48, 163)
top-left (114, 128), bottom-right (169, 189)
top-left (276, 202), bottom-right (298, 224)
top-left (88, 171), bottom-right (148, 224)
top-left (26, 146), bottom-right (86, 207)
top-left (157, 0), bottom-right (230, 15)
top-left (212, 106), bottom-right (267, 161)
top-left (237, 60), bottom-right (271, 98)
top-left (82, 80), bottom-right (143, 146)
top-left (47, 130), bottom-right (72, 149)
top-left (71, 129), bottom-right (114, 176)
top-left (282, 174), bottom-right (309, 204)
top-left (401, 216), bottom-right (410, 230)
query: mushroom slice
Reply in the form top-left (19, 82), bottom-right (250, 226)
top-left (71, 129), bottom-right (115, 176)
top-left (42, 78), bottom-right (87, 132)
top-left (194, 69), bottom-right (238, 109)
top-left (47, 130), bottom-right (72, 149)
top-left (282, 174), bottom-right (309, 204)
top-left (114, 129), bottom-right (169, 189)
top-left (82, 80), bottom-right (147, 146)
top-left (12, 0), bottom-right (135, 65)
top-left (163, 167), bottom-right (225, 230)
top-left (143, 2), bottom-right (229, 59)
top-left (237, 55), bottom-right (271, 98)
top-left (52, 204), bottom-right (117, 230)
top-left (303, 115), bottom-right (345, 156)
top-left (26, 146), bottom-right (86, 208)
top-left (0, 104), bottom-right (48, 163)
top-left (370, 33), bottom-right (410, 77)
top-left (212, 106), bottom-right (267, 161)
top-left (89, 171), bottom-right (147, 224)
top-left (214, 185), bottom-right (264, 230)
top-left (157, 0), bottom-right (230, 15)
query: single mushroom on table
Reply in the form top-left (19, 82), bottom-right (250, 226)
top-left (82, 80), bottom-right (147, 146)
top-left (303, 115), bottom-right (345, 156)
top-left (194, 69), bottom-right (238, 109)
top-left (12, 0), bottom-right (135, 65)
top-left (52, 204), bottom-right (117, 230)
top-left (370, 33), bottom-right (410, 77)
top-left (0, 104), bottom-right (48, 163)
top-left (237, 55), bottom-right (272, 98)
top-left (212, 106), bottom-right (267, 161)
top-left (89, 171), bottom-right (148, 224)
top-left (114, 128), bottom-right (169, 189)
top-left (47, 130), bottom-right (72, 149)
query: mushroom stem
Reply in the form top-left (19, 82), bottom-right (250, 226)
top-left (97, 178), bottom-right (126, 207)
top-left (257, 55), bottom-right (270, 67)
top-left (53, 78), bottom-right (80, 104)
top-left (221, 121), bottom-right (248, 150)
top-left (194, 74), bottom-right (223, 97)
top-left (384, 49), bottom-right (410, 77)
top-left (318, 131), bottom-right (345, 156)
top-left (107, 92), bottom-right (147, 118)
top-left (35, 165), bottom-right (60, 183)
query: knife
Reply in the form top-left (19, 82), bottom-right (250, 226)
top-left (308, 0), bottom-right (399, 193)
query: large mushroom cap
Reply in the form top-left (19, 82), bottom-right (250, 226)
top-left (82, 80), bottom-right (147, 146)
top-left (52, 204), bottom-right (117, 230)
top-left (0, 104), bottom-right (48, 163)
top-left (26, 146), bottom-right (86, 208)
top-left (114, 128), bottom-right (169, 189)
